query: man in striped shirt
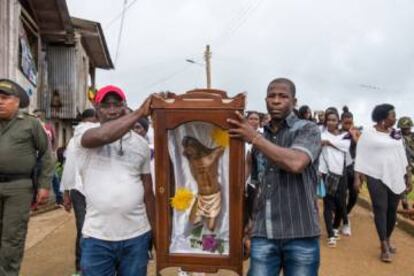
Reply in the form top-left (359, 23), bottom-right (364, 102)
top-left (228, 78), bottom-right (321, 276)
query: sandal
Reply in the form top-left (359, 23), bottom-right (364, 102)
top-left (381, 251), bottom-right (392, 263)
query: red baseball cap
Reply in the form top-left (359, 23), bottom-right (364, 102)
top-left (95, 85), bottom-right (126, 104)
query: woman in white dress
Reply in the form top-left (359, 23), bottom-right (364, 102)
top-left (354, 104), bottom-right (412, 262)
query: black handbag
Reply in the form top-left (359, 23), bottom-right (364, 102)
top-left (324, 171), bottom-right (342, 196)
top-left (322, 150), bottom-right (347, 197)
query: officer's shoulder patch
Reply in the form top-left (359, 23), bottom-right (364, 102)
top-left (20, 112), bottom-right (39, 123)
top-left (23, 112), bottom-right (36, 118)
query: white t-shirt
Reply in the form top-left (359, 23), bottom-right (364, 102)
top-left (354, 128), bottom-right (408, 194)
top-left (319, 130), bottom-right (351, 176)
top-left (60, 137), bottom-right (80, 192)
top-left (74, 122), bottom-right (152, 241)
top-left (60, 124), bottom-right (86, 193)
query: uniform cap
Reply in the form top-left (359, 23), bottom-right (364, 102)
top-left (398, 116), bottom-right (413, 128)
top-left (0, 79), bottom-right (30, 108)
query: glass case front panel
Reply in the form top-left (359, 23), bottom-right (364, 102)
top-left (168, 121), bottom-right (230, 255)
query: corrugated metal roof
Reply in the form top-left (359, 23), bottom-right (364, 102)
top-left (25, 0), bottom-right (74, 43)
top-left (71, 17), bottom-right (114, 69)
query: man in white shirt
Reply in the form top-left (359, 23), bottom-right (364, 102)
top-left (76, 85), bottom-right (155, 276)
top-left (60, 108), bottom-right (97, 276)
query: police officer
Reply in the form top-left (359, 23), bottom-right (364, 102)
top-left (398, 116), bottom-right (414, 210)
top-left (0, 79), bottom-right (54, 275)
top-left (398, 116), bottom-right (414, 166)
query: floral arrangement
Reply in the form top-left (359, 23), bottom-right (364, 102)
top-left (170, 187), bottom-right (194, 211)
top-left (87, 87), bottom-right (97, 102)
top-left (201, 234), bottom-right (224, 253)
top-left (211, 127), bottom-right (229, 148)
top-left (189, 225), bottom-right (225, 254)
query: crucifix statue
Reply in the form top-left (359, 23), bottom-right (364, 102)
top-left (182, 136), bottom-right (224, 231)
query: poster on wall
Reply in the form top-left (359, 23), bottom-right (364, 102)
top-left (19, 27), bottom-right (37, 86)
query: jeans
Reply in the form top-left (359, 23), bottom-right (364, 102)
top-left (247, 237), bottom-right (320, 276)
top-left (81, 231), bottom-right (151, 276)
top-left (70, 190), bottom-right (86, 272)
top-left (366, 176), bottom-right (400, 241)
top-left (52, 173), bottom-right (63, 204)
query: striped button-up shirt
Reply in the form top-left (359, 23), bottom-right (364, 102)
top-left (251, 113), bottom-right (321, 239)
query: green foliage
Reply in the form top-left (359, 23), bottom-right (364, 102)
top-left (190, 224), bottom-right (203, 238)
top-left (217, 241), bottom-right (225, 254)
top-left (408, 177), bottom-right (414, 200)
top-left (407, 190), bottom-right (414, 200)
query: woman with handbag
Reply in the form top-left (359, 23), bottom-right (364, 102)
top-left (331, 106), bottom-right (361, 236)
top-left (319, 108), bottom-right (352, 248)
top-left (354, 104), bottom-right (412, 263)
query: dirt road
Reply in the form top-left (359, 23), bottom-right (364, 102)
top-left (21, 204), bottom-right (414, 276)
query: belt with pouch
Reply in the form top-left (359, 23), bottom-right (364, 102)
top-left (0, 173), bottom-right (32, 183)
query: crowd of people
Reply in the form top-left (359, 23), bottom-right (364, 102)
top-left (0, 77), bottom-right (413, 275)
top-left (244, 102), bottom-right (413, 266)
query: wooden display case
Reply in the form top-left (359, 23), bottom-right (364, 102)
top-left (151, 89), bottom-right (246, 275)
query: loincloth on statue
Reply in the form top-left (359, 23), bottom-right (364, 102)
top-left (194, 191), bottom-right (222, 220)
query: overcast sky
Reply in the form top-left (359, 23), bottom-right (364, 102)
top-left (68, 0), bottom-right (414, 126)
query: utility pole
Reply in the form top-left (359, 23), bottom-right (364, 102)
top-left (204, 44), bottom-right (212, 89)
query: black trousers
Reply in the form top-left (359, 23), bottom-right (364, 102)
top-left (70, 189), bottom-right (86, 272)
top-left (333, 165), bottom-right (359, 226)
top-left (345, 165), bottom-right (358, 214)
top-left (323, 175), bottom-right (348, 238)
top-left (366, 176), bottom-right (400, 242)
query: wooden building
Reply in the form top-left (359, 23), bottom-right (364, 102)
top-left (0, 0), bottom-right (113, 146)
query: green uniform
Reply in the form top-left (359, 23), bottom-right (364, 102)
top-left (402, 132), bottom-right (414, 172)
top-left (0, 112), bottom-right (54, 276)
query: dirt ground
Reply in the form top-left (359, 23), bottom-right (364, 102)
top-left (21, 204), bottom-right (414, 276)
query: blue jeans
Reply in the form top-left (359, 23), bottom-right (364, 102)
top-left (81, 231), bottom-right (151, 276)
top-left (248, 237), bottom-right (320, 276)
top-left (52, 173), bottom-right (63, 204)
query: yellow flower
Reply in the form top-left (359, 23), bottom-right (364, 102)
top-left (170, 188), bottom-right (194, 211)
top-left (87, 87), bottom-right (97, 102)
top-left (211, 127), bottom-right (229, 148)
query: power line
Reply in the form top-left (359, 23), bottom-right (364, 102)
top-left (104, 0), bottom-right (140, 30)
top-left (220, 0), bottom-right (264, 46)
top-left (217, 0), bottom-right (257, 38)
top-left (114, 0), bottom-right (128, 65)
top-left (109, 0), bottom-right (263, 88)
top-left (141, 64), bottom-right (192, 90)
top-left (213, 0), bottom-right (265, 48)
top-left (185, 1), bottom-right (258, 62)
top-left (134, 57), bottom-right (187, 72)
top-left (185, 2), bottom-right (261, 64)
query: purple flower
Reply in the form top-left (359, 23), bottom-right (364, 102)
top-left (202, 234), bottom-right (219, 252)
